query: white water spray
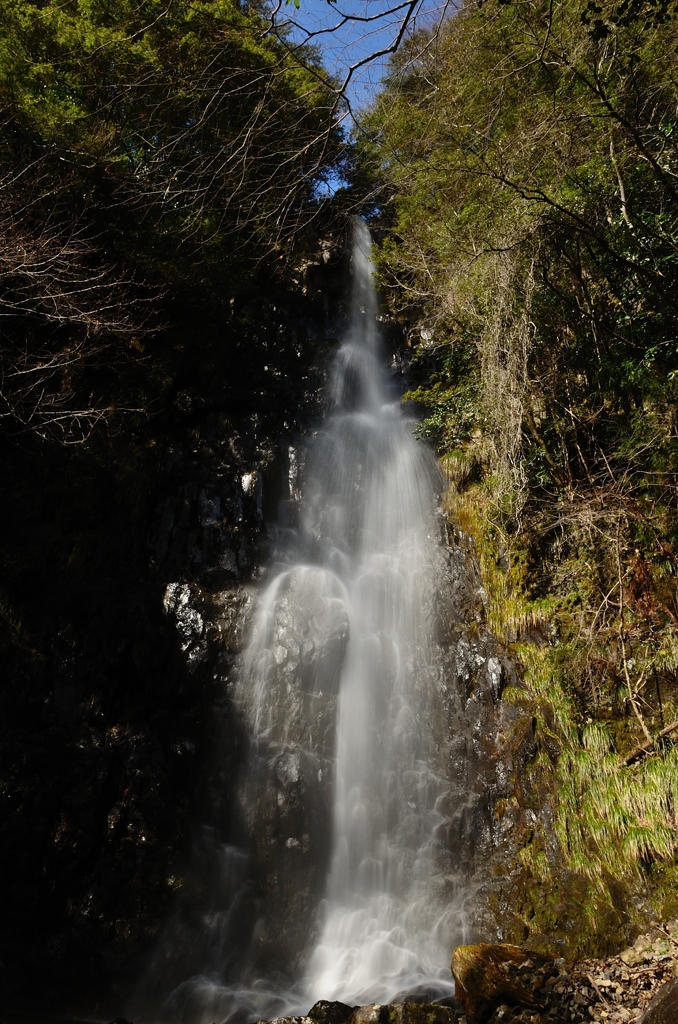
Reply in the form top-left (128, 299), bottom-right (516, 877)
top-left (241, 220), bottom-right (459, 1007)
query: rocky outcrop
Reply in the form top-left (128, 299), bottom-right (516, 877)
top-left (346, 1005), bottom-right (461, 1024)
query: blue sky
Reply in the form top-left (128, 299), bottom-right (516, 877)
top-left (279, 0), bottom-right (454, 113)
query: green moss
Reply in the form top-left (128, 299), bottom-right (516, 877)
top-left (445, 481), bottom-right (678, 952)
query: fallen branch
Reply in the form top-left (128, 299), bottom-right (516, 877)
top-left (623, 718), bottom-right (678, 766)
top-left (587, 972), bottom-right (612, 1010)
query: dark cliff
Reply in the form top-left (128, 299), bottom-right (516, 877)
top-left (0, 242), bottom-right (348, 1014)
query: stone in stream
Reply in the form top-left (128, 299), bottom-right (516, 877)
top-left (262, 1005), bottom-right (462, 1024)
top-left (451, 943), bottom-right (556, 1023)
top-left (389, 1005), bottom-right (462, 1024)
top-left (345, 1007), bottom-right (383, 1024)
top-left (345, 1004), bottom-right (462, 1024)
top-left (637, 978), bottom-right (678, 1023)
top-left (308, 1001), bottom-right (356, 1024)
top-left (266, 1017), bottom-right (317, 1024)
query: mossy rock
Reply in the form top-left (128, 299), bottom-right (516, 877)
top-left (387, 1005), bottom-right (459, 1024)
top-left (264, 1016), bottom-right (316, 1024)
top-left (345, 1004), bottom-right (460, 1024)
top-left (451, 943), bottom-right (555, 1023)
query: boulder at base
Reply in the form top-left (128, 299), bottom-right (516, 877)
top-left (451, 943), bottom-right (556, 1023)
top-left (261, 1004), bottom-right (461, 1024)
top-left (638, 978), bottom-right (678, 1023)
top-left (345, 1004), bottom-right (461, 1024)
top-left (266, 1017), bottom-right (317, 1024)
top-left (308, 1001), bottom-right (356, 1024)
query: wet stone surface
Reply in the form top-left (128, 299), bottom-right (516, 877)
top-left (306, 1001), bottom-right (356, 1024)
top-left (261, 1003), bottom-right (464, 1024)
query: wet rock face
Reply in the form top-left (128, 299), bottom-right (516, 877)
top-left (240, 740), bottom-right (335, 972)
top-left (246, 567), bottom-right (350, 742)
top-left (412, 520), bottom-right (532, 926)
top-left (235, 569), bottom-right (350, 972)
top-left (146, 563), bottom-right (353, 981)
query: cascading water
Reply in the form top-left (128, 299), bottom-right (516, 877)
top-left (241, 219), bottom-right (461, 1007)
top-left (136, 219), bottom-right (472, 1024)
top-left (299, 226), bottom-right (457, 1005)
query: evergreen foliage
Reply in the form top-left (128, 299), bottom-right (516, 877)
top-left (0, 0), bottom-right (344, 439)
top-left (367, 0), bottom-right (678, 942)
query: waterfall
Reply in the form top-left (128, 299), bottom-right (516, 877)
top-left (241, 219), bottom-right (459, 1007)
top-left (299, 223), bottom-right (456, 1005)
top-left (135, 219), bottom-right (468, 1024)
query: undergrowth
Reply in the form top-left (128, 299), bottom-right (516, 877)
top-left (444, 467), bottom-right (678, 938)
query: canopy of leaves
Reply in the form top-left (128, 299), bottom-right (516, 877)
top-left (0, 0), bottom-right (345, 439)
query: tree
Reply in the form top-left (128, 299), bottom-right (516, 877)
top-left (0, 0), bottom-right (344, 440)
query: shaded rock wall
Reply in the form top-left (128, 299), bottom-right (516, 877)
top-left (0, 243), bottom-right (347, 1015)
